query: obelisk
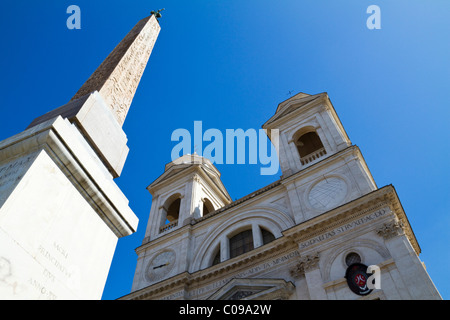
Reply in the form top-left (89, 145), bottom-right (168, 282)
top-left (0, 13), bottom-right (161, 299)
top-left (28, 13), bottom-right (161, 178)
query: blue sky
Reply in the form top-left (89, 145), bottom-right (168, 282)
top-left (0, 1), bottom-right (449, 300)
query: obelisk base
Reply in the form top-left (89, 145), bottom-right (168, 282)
top-left (0, 116), bottom-right (138, 299)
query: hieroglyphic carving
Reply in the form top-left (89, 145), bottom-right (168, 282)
top-left (71, 15), bottom-right (161, 126)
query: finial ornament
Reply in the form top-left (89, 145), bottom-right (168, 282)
top-left (151, 8), bottom-right (165, 20)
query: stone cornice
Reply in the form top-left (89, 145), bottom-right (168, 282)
top-left (193, 180), bottom-right (282, 224)
top-left (382, 186), bottom-right (420, 254)
top-left (280, 145), bottom-right (374, 187)
top-left (282, 185), bottom-right (420, 255)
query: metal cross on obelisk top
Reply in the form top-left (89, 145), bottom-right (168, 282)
top-left (151, 8), bottom-right (165, 20)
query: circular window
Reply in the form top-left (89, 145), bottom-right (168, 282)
top-left (308, 177), bottom-right (348, 210)
top-left (345, 252), bottom-right (362, 267)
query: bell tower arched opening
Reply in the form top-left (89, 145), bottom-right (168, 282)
top-left (294, 130), bottom-right (327, 165)
top-left (166, 198), bottom-right (181, 223)
top-left (202, 198), bottom-right (215, 216)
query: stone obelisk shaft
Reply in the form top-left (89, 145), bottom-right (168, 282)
top-left (27, 14), bottom-right (161, 177)
top-left (71, 15), bottom-right (160, 126)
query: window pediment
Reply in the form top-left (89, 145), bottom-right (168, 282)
top-left (207, 278), bottom-right (294, 300)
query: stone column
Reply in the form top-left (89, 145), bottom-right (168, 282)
top-left (220, 236), bottom-right (230, 262)
top-left (291, 253), bottom-right (327, 300)
top-left (252, 224), bottom-right (263, 248)
top-left (284, 182), bottom-right (305, 224)
top-left (376, 220), bottom-right (441, 300)
top-left (287, 136), bottom-right (302, 172)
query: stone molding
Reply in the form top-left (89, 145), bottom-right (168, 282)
top-left (376, 220), bottom-right (405, 240)
top-left (283, 185), bottom-right (420, 255)
top-left (290, 253), bottom-right (320, 278)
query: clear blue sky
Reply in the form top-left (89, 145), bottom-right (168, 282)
top-left (0, 1), bottom-right (448, 300)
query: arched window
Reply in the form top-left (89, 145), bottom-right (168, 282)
top-left (202, 198), bottom-right (215, 216)
top-left (166, 198), bottom-right (181, 222)
top-left (261, 228), bottom-right (275, 245)
top-left (209, 227), bottom-right (278, 266)
top-left (294, 131), bottom-right (326, 165)
top-left (229, 230), bottom-right (254, 259)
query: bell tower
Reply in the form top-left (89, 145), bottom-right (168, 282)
top-left (130, 154), bottom-right (231, 292)
top-left (263, 92), bottom-right (377, 223)
top-left (263, 92), bottom-right (351, 177)
top-left (143, 154), bottom-right (232, 241)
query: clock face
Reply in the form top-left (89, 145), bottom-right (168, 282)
top-left (146, 250), bottom-right (176, 282)
top-left (308, 177), bottom-right (347, 210)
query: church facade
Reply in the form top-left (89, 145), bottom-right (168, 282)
top-left (121, 92), bottom-right (441, 300)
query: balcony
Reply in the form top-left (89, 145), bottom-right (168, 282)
top-left (300, 147), bottom-right (327, 166)
top-left (159, 219), bottom-right (178, 233)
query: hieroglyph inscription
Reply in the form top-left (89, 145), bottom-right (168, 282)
top-left (71, 16), bottom-right (160, 125)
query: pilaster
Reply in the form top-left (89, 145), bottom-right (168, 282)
top-left (291, 253), bottom-right (327, 300)
top-left (376, 220), bottom-right (441, 300)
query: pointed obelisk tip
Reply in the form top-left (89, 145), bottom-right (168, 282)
top-left (150, 8), bottom-right (165, 20)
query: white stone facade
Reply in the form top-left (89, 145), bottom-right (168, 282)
top-left (123, 92), bottom-right (441, 300)
top-left (0, 116), bottom-right (138, 299)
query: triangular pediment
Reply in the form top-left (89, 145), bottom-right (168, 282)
top-left (263, 92), bottom-right (327, 127)
top-left (276, 92), bottom-right (313, 113)
top-left (146, 155), bottom-right (231, 202)
top-left (207, 278), bottom-right (295, 300)
top-left (146, 164), bottom-right (190, 191)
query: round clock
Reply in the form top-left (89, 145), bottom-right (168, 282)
top-left (146, 250), bottom-right (176, 282)
top-left (308, 177), bottom-right (347, 210)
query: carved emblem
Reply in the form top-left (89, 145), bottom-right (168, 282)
top-left (345, 263), bottom-right (373, 296)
